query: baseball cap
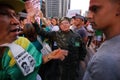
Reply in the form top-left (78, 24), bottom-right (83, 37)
top-left (75, 14), bottom-right (84, 21)
top-left (0, 0), bottom-right (25, 13)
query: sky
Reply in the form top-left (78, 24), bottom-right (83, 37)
top-left (70, 0), bottom-right (90, 15)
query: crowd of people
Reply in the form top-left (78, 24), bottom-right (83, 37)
top-left (0, 0), bottom-right (120, 80)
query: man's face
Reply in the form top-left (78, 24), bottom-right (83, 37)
top-left (74, 18), bottom-right (83, 27)
top-left (60, 20), bottom-right (70, 32)
top-left (0, 7), bottom-right (20, 45)
top-left (89, 0), bottom-right (118, 30)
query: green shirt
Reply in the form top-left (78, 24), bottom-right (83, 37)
top-left (95, 30), bottom-right (103, 36)
top-left (0, 37), bottom-right (42, 80)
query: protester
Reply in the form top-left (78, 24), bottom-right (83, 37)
top-left (0, 0), bottom-right (68, 80)
top-left (70, 16), bottom-right (76, 31)
top-left (74, 14), bottom-right (88, 44)
top-left (83, 0), bottom-right (120, 80)
top-left (23, 23), bottom-right (43, 52)
top-left (84, 18), bottom-right (94, 47)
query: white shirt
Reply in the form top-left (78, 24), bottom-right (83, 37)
top-left (51, 25), bottom-right (59, 31)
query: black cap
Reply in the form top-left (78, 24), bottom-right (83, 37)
top-left (75, 14), bottom-right (84, 21)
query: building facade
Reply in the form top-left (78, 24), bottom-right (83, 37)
top-left (45, 0), bottom-right (70, 18)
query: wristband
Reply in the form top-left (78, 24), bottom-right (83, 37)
top-left (47, 54), bottom-right (51, 60)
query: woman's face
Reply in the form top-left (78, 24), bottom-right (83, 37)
top-left (51, 18), bottom-right (57, 26)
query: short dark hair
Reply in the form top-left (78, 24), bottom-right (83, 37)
top-left (23, 23), bottom-right (37, 42)
top-left (84, 17), bottom-right (88, 24)
top-left (71, 16), bottom-right (75, 19)
top-left (19, 17), bottom-right (26, 21)
top-left (59, 17), bottom-right (70, 24)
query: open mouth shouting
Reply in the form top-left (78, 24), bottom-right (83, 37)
top-left (9, 25), bottom-right (21, 40)
top-left (10, 26), bottom-right (20, 32)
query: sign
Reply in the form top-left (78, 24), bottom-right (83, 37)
top-left (66, 9), bottom-right (81, 18)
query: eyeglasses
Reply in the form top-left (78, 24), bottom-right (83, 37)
top-left (60, 21), bottom-right (69, 25)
